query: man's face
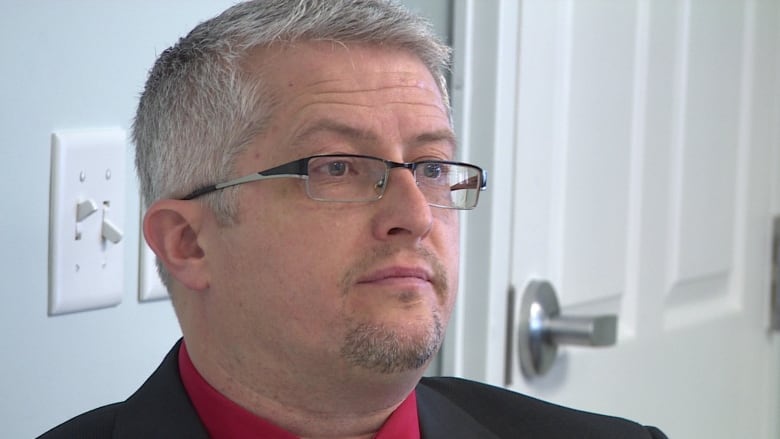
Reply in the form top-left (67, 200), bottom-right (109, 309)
top-left (201, 42), bottom-right (459, 381)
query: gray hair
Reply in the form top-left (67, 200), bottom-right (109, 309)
top-left (133, 0), bottom-right (451, 290)
top-left (134, 0), bottom-right (451, 215)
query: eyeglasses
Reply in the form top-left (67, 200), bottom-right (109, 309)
top-left (180, 154), bottom-right (488, 210)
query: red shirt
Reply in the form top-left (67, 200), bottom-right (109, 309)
top-left (178, 343), bottom-right (421, 439)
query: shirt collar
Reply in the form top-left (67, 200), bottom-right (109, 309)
top-left (178, 342), bottom-right (420, 439)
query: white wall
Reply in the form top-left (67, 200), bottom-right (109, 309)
top-left (0, 2), bottom-right (450, 437)
top-left (0, 2), bottom-right (238, 437)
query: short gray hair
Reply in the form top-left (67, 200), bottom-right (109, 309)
top-left (133, 0), bottom-right (451, 217)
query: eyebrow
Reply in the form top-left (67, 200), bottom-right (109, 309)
top-left (292, 119), bottom-right (376, 146)
top-left (290, 119), bottom-right (457, 154)
top-left (412, 129), bottom-right (457, 152)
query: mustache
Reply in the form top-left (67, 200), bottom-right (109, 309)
top-left (339, 245), bottom-right (449, 299)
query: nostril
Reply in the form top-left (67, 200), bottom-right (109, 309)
top-left (387, 227), bottom-right (406, 236)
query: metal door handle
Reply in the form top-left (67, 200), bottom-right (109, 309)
top-left (518, 280), bottom-right (618, 378)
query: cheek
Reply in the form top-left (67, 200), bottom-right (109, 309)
top-left (436, 210), bottom-right (460, 261)
top-left (438, 212), bottom-right (460, 302)
top-left (231, 207), bottom-right (359, 308)
top-left (214, 227), bottom-right (351, 352)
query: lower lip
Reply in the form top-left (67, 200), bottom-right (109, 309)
top-left (354, 278), bottom-right (440, 305)
top-left (358, 277), bottom-right (432, 289)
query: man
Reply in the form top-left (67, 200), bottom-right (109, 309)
top-left (40, 1), bottom-right (666, 438)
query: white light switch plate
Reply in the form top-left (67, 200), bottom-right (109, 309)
top-left (49, 128), bottom-right (126, 315)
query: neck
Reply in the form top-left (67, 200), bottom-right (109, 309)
top-left (186, 339), bottom-right (423, 438)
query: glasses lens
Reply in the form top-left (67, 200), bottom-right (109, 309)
top-left (416, 162), bottom-right (482, 209)
top-left (306, 156), bottom-right (387, 202)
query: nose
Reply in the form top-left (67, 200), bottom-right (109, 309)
top-left (371, 167), bottom-right (433, 242)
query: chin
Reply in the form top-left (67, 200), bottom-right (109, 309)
top-left (340, 312), bottom-right (444, 374)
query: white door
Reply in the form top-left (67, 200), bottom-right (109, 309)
top-left (446, 1), bottom-right (780, 438)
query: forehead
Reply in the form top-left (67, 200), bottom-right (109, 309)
top-left (237, 42), bottom-right (453, 165)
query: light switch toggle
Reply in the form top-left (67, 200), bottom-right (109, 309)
top-left (101, 205), bottom-right (123, 244)
top-left (75, 199), bottom-right (99, 240)
top-left (76, 199), bottom-right (98, 221)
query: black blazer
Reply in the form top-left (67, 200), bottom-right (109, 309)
top-left (38, 341), bottom-right (666, 438)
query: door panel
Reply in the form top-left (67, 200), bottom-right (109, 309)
top-left (551, 0), bottom-right (635, 308)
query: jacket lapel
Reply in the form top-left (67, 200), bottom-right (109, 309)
top-left (114, 340), bottom-right (209, 439)
top-left (416, 381), bottom-right (501, 439)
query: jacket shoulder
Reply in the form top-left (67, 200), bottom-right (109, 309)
top-left (418, 377), bottom-right (667, 439)
top-left (37, 403), bottom-right (121, 439)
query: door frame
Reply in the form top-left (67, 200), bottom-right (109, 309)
top-left (442, 0), bottom-right (520, 384)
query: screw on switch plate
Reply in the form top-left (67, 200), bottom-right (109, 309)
top-left (48, 128), bottom-right (126, 315)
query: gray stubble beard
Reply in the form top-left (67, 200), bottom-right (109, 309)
top-left (340, 312), bottom-right (444, 374)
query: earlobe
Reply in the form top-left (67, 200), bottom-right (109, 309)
top-left (143, 200), bottom-right (210, 291)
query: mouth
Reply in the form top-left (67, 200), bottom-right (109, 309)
top-left (356, 266), bottom-right (433, 286)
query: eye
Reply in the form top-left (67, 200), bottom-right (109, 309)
top-left (422, 163), bottom-right (443, 179)
top-left (327, 161), bottom-right (348, 177)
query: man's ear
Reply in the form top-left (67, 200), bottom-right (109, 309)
top-left (143, 200), bottom-right (210, 291)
